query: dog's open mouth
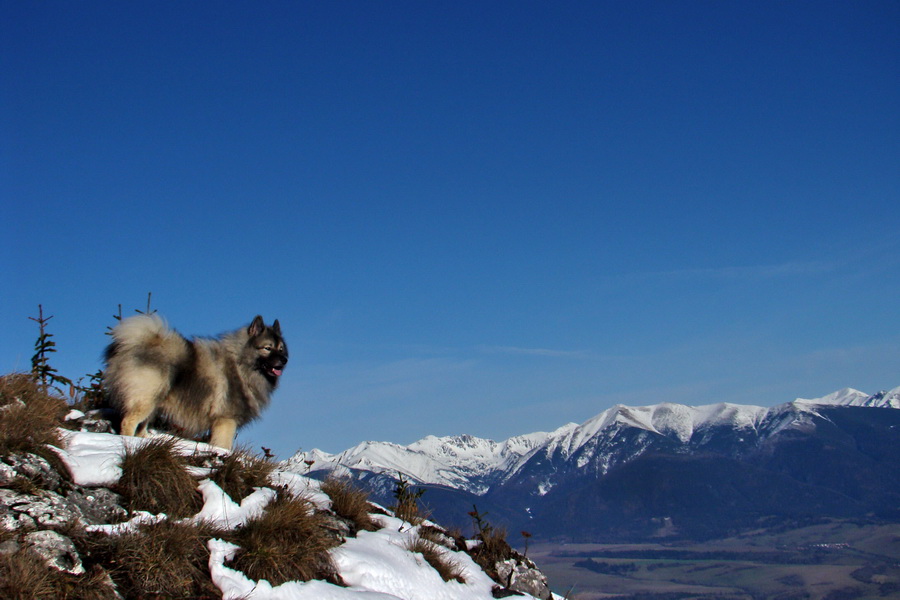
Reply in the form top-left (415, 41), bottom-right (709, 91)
top-left (267, 367), bottom-right (283, 377)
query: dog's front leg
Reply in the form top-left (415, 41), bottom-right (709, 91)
top-left (209, 417), bottom-right (238, 451)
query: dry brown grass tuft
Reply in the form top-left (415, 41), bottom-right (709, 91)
top-left (394, 498), bottom-right (428, 526)
top-left (81, 519), bottom-right (222, 599)
top-left (406, 536), bottom-right (466, 583)
top-left (7, 475), bottom-right (43, 496)
top-left (0, 546), bottom-right (117, 600)
top-left (0, 549), bottom-right (57, 600)
top-left (419, 524), bottom-right (466, 552)
top-left (207, 446), bottom-right (276, 502)
top-left (226, 490), bottom-right (342, 585)
top-left (469, 526), bottom-right (514, 581)
top-left (0, 373), bottom-right (68, 458)
top-left (0, 526), bottom-right (14, 545)
top-left (116, 436), bottom-right (202, 518)
top-left (320, 475), bottom-right (378, 534)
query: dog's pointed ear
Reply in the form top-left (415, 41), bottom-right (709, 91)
top-left (272, 319), bottom-right (281, 335)
top-left (248, 315), bottom-right (265, 337)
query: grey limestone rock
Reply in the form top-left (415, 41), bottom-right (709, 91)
top-left (0, 488), bottom-right (85, 529)
top-left (24, 530), bottom-right (85, 575)
top-left (0, 452), bottom-right (62, 491)
top-left (0, 461), bottom-right (16, 486)
top-left (495, 556), bottom-right (552, 600)
top-left (65, 487), bottom-right (128, 525)
top-left (72, 409), bottom-right (116, 434)
top-left (318, 510), bottom-right (353, 542)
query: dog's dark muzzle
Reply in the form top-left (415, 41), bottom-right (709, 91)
top-left (263, 354), bottom-right (288, 378)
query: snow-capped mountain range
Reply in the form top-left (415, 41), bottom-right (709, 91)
top-left (292, 430), bottom-right (559, 496)
top-left (284, 386), bottom-right (900, 541)
top-left (285, 386), bottom-right (900, 497)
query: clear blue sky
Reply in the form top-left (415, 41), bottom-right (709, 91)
top-left (3, 1), bottom-right (898, 458)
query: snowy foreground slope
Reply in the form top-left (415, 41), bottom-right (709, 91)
top-left (53, 430), bottom-right (558, 600)
top-left (287, 386), bottom-right (900, 495)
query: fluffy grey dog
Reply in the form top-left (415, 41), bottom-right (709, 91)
top-left (103, 314), bottom-right (287, 450)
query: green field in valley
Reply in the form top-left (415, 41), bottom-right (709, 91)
top-left (527, 521), bottom-right (900, 600)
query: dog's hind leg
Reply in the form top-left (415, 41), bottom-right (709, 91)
top-left (120, 407), bottom-right (155, 438)
top-left (117, 368), bottom-right (165, 438)
top-left (209, 417), bottom-right (238, 451)
top-left (120, 401), bottom-right (157, 438)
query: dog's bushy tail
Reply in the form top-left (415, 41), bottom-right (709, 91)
top-left (109, 314), bottom-right (171, 350)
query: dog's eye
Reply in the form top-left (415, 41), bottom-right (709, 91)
top-left (260, 345), bottom-right (273, 352)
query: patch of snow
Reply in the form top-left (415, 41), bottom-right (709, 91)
top-left (52, 431), bottom-right (131, 486)
top-left (334, 526), bottom-right (496, 600)
top-left (65, 409), bottom-right (85, 421)
top-left (209, 538), bottom-right (400, 599)
top-left (269, 470), bottom-right (331, 510)
top-left (87, 510), bottom-right (165, 535)
top-left (54, 430), bottom-right (225, 487)
top-left (192, 480), bottom-right (276, 529)
top-left (208, 520), bottom-right (514, 600)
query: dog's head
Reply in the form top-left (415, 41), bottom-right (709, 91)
top-left (248, 315), bottom-right (288, 384)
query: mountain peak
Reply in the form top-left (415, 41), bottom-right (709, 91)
top-left (795, 387), bottom-right (869, 406)
top-left (869, 386), bottom-right (900, 408)
top-left (793, 386), bottom-right (900, 408)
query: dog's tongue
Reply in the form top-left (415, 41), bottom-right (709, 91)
top-left (271, 368), bottom-right (283, 377)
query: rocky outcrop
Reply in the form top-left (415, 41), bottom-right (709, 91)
top-left (0, 440), bottom-right (126, 581)
top-left (496, 555), bottom-right (552, 600)
top-left (1, 409), bottom-right (558, 598)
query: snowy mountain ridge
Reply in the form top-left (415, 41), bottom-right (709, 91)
top-left (296, 428), bottom-right (570, 495)
top-left (285, 386), bottom-right (900, 496)
top-left (795, 386), bottom-right (900, 408)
